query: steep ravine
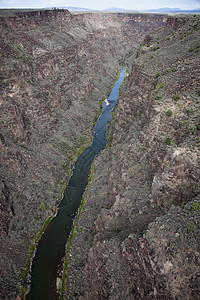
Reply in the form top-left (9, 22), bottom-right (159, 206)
top-left (63, 15), bottom-right (200, 299)
top-left (0, 9), bottom-right (167, 299)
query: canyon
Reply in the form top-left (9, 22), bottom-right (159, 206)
top-left (0, 9), bottom-right (199, 300)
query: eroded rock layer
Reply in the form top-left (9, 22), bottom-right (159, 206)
top-left (65, 15), bottom-right (200, 299)
top-left (0, 9), bottom-right (167, 299)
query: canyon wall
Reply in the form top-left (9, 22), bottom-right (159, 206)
top-left (64, 15), bottom-right (200, 299)
top-left (0, 10), bottom-right (167, 299)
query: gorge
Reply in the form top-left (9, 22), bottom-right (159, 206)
top-left (0, 9), bottom-right (199, 300)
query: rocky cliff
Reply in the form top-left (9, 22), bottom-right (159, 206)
top-left (0, 9), bottom-right (167, 299)
top-left (64, 15), bottom-right (200, 299)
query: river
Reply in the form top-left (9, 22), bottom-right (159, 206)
top-left (26, 65), bottom-right (126, 300)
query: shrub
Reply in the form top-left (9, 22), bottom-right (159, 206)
top-left (172, 67), bottom-right (177, 72)
top-left (188, 125), bottom-right (197, 134)
top-left (155, 72), bottom-right (160, 78)
top-left (186, 109), bottom-right (195, 114)
top-left (198, 88), bottom-right (200, 96)
top-left (166, 110), bottom-right (172, 116)
top-left (141, 146), bottom-right (147, 151)
top-left (187, 221), bottom-right (196, 232)
top-left (189, 47), bottom-right (194, 52)
top-left (191, 202), bottom-right (200, 212)
top-left (154, 94), bottom-right (162, 100)
top-left (165, 137), bottom-right (171, 145)
top-left (173, 94), bottom-right (180, 101)
top-left (163, 68), bottom-right (171, 74)
top-left (159, 83), bottom-right (165, 88)
top-left (39, 202), bottom-right (47, 211)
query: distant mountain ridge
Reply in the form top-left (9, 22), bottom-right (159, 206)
top-left (103, 7), bottom-right (129, 11)
top-left (46, 6), bottom-right (200, 13)
top-left (145, 7), bottom-right (200, 13)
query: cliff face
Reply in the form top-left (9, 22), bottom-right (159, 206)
top-left (65, 15), bottom-right (200, 299)
top-left (0, 10), bottom-right (167, 299)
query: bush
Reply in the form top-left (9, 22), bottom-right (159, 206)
top-left (186, 109), bottom-right (195, 114)
top-left (166, 110), bottom-right (172, 116)
top-left (187, 221), bottom-right (196, 232)
top-left (189, 47), bottom-right (194, 52)
top-left (191, 202), bottom-right (200, 212)
top-left (173, 94), bottom-right (180, 101)
top-left (39, 202), bottom-right (47, 211)
top-left (165, 137), bottom-right (171, 145)
top-left (188, 125), bottom-right (197, 134)
top-left (154, 94), bottom-right (162, 100)
top-left (172, 67), bottom-right (177, 72)
top-left (155, 72), bottom-right (160, 78)
top-left (198, 88), bottom-right (200, 96)
top-left (159, 83), bottom-right (165, 88)
top-left (163, 68), bottom-right (171, 74)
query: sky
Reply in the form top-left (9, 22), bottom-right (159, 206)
top-left (0, 0), bottom-right (200, 10)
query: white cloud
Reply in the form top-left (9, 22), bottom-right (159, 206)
top-left (1, 0), bottom-right (16, 4)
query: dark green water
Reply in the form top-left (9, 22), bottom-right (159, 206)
top-left (26, 65), bottom-right (126, 300)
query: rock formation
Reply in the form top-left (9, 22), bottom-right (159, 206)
top-left (0, 9), bottom-right (199, 300)
top-left (64, 14), bottom-right (200, 300)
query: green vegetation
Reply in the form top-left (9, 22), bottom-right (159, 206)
top-left (39, 202), bottom-right (47, 211)
top-left (189, 47), bottom-right (194, 52)
top-left (188, 125), bottom-right (197, 134)
top-left (163, 68), bottom-right (171, 74)
top-left (153, 46), bottom-right (160, 51)
top-left (187, 221), bottom-right (197, 232)
top-left (21, 214), bottom-right (54, 298)
top-left (191, 202), bottom-right (200, 213)
top-left (155, 72), bottom-right (160, 78)
top-left (166, 110), bottom-right (173, 116)
top-left (165, 137), bottom-right (172, 145)
top-left (159, 83), bottom-right (165, 88)
top-left (154, 94), bottom-right (162, 100)
top-left (198, 88), bottom-right (200, 96)
top-left (172, 67), bottom-right (177, 72)
top-left (141, 146), bottom-right (147, 151)
top-left (186, 109), bottom-right (195, 114)
top-left (173, 94), bottom-right (181, 101)
top-left (60, 163), bottom-right (95, 298)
